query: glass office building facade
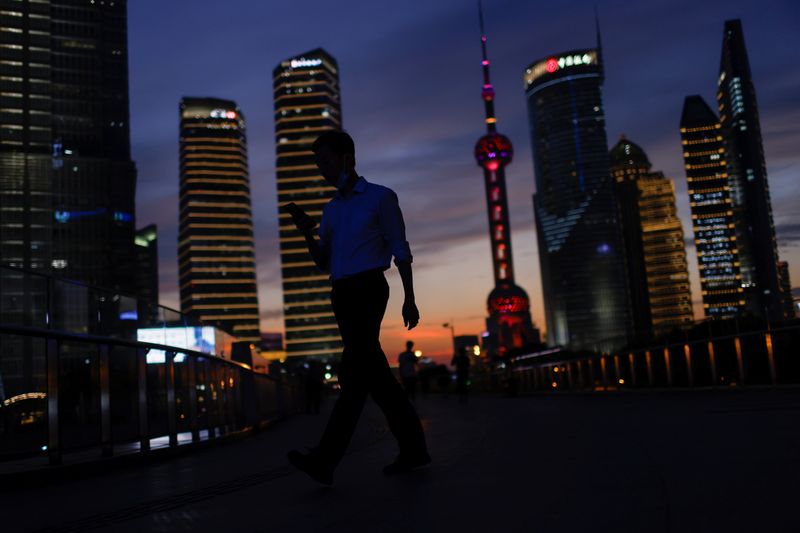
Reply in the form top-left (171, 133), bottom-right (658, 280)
top-left (717, 19), bottom-right (786, 320)
top-left (178, 97), bottom-right (260, 343)
top-left (0, 0), bottom-right (137, 294)
top-left (524, 49), bottom-right (630, 351)
top-left (680, 95), bottom-right (744, 318)
top-left (273, 49), bottom-right (342, 359)
top-left (610, 137), bottom-right (693, 338)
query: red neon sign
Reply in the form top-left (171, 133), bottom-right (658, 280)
top-left (545, 58), bottom-right (558, 73)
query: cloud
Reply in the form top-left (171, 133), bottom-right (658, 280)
top-left (776, 222), bottom-right (800, 247)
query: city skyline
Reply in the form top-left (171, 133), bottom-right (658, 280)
top-left (128, 1), bottom-right (800, 362)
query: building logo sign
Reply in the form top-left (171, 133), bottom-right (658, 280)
top-left (209, 109), bottom-right (237, 119)
top-left (290, 58), bottom-right (322, 68)
top-left (526, 50), bottom-right (598, 87)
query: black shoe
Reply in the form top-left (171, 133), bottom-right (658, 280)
top-left (287, 449), bottom-right (333, 486)
top-left (383, 452), bottom-right (431, 476)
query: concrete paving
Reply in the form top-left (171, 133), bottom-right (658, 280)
top-left (3, 388), bottom-right (799, 532)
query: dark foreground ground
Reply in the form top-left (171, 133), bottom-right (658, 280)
top-left (2, 388), bottom-right (799, 533)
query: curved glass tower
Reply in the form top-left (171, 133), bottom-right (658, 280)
top-left (524, 45), bottom-right (631, 351)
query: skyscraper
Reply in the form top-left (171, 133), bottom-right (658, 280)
top-left (610, 137), bottom-right (693, 338)
top-left (273, 49), bottom-right (343, 359)
top-left (178, 97), bottom-right (260, 343)
top-left (524, 37), bottom-right (631, 351)
top-left (135, 224), bottom-right (158, 320)
top-left (474, 6), bottom-right (538, 358)
top-left (717, 19), bottom-right (785, 321)
top-left (679, 95), bottom-right (744, 318)
top-left (0, 0), bottom-right (137, 294)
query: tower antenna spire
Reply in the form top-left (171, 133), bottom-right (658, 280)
top-left (594, 6), bottom-right (603, 67)
top-left (478, 0), bottom-right (497, 133)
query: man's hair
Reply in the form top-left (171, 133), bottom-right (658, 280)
top-left (406, 340), bottom-right (414, 349)
top-left (312, 130), bottom-right (355, 158)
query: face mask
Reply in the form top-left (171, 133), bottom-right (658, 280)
top-left (336, 155), bottom-right (350, 191)
top-left (336, 168), bottom-right (349, 191)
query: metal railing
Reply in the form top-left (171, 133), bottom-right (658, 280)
top-left (499, 323), bottom-right (800, 394)
top-left (0, 265), bottom-right (301, 469)
top-left (0, 324), bottom-right (301, 468)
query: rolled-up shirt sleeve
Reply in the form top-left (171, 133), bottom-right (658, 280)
top-left (378, 189), bottom-right (413, 265)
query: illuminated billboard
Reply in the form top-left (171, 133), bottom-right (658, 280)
top-left (137, 326), bottom-right (233, 364)
top-left (525, 49), bottom-right (598, 88)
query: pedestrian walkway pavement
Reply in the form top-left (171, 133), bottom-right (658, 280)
top-left (3, 388), bottom-right (799, 532)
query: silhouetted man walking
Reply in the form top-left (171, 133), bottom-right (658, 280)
top-left (286, 131), bottom-right (430, 485)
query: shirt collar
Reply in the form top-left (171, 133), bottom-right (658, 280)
top-left (336, 176), bottom-right (368, 199)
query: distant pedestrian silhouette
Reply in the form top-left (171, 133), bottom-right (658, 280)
top-left (452, 348), bottom-right (471, 403)
top-left (285, 131), bottom-right (430, 485)
top-left (398, 341), bottom-right (419, 402)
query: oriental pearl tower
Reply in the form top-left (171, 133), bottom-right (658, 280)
top-left (474, 2), bottom-right (539, 358)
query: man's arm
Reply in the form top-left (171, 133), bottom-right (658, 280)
top-left (378, 190), bottom-right (418, 330)
top-left (301, 227), bottom-right (329, 271)
top-left (397, 260), bottom-right (419, 330)
top-left (286, 203), bottom-right (329, 272)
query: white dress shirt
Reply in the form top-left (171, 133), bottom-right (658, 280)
top-left (318, 176), bottom-right (412, 281)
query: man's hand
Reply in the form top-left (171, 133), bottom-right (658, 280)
top-left (284, 202), bottom-right (317, 233)
top-left (403, 299), bottom-right (419, 330)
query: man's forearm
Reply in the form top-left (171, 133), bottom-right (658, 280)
top-left (302, 230), bottom-right (327, 270)
top-left (397, 261), bottom-right (415, 301)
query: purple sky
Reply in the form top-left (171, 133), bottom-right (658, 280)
top-left (129, 0), bottom-right (800, 360)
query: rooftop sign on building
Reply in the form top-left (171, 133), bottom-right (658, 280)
top-left (525, 49), bottom-right (598, 88)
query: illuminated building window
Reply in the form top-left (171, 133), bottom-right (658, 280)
top-left (497, 244), bottom-right (506, 260)
top-left (493, 205), bottom-right (503, 222)
top-left (494, 224), bottom-right (504, 241)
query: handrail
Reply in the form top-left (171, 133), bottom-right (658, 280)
top-left (0, 263), bottom-right (193, 325)
top-left (0, 323), bottom-right (255, 373)
top-left (0, 322), bottom-right (301, 471)
top-left (485, 321), bottom-right (800, 395)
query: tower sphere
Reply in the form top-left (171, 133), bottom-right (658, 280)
top-left (475, 133), bottom-right (513, 168)
top-left (487, 283), bottom-right (531, 314)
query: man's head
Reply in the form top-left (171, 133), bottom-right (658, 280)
top-left (312, 130), bottom-right (356, 187)
top-left (406, 340), bottom-right (414, 351)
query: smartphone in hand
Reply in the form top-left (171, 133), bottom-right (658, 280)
top-left (283, 202), bottom-right (317, 232)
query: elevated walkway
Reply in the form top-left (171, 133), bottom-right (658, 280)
top-left (4, 388), bottom-right (797, 532)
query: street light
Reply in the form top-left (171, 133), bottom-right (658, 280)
top-left (442, 322), bottom-right (455, 355)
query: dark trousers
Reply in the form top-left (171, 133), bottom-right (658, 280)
top-left (317, 269), bottom-right (427, 468)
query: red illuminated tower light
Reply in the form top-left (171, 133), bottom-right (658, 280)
top-left (474, 2), bottom-right (539, 357)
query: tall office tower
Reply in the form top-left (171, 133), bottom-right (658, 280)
top-left (717, 19), bottom-right (784, 320)
top-left (273, 49), bottom-right (342, 359)
top-left (0, 0), bottom-right (137, 294)
top-left (524, 33), bottom-right (631, 351)
top-left (178, 98), bottom-right (260, 342)
top-left (474, 7), bottom-right (539, 358)
top-left (610, 136), bottom-right (693, 338)
top-left (134, 224), bottom-right (158, 320)
top-left (680, 96), bottom-right (744, 318)
top-left (776, 262), bottom-right (795, 319)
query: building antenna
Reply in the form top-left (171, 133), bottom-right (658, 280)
top-left (478, 0), bottom-right (497, 133)
top-left (594, 6), bottom-right (603, 66)
top-left (594, 5), bottom-right (604, 82)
